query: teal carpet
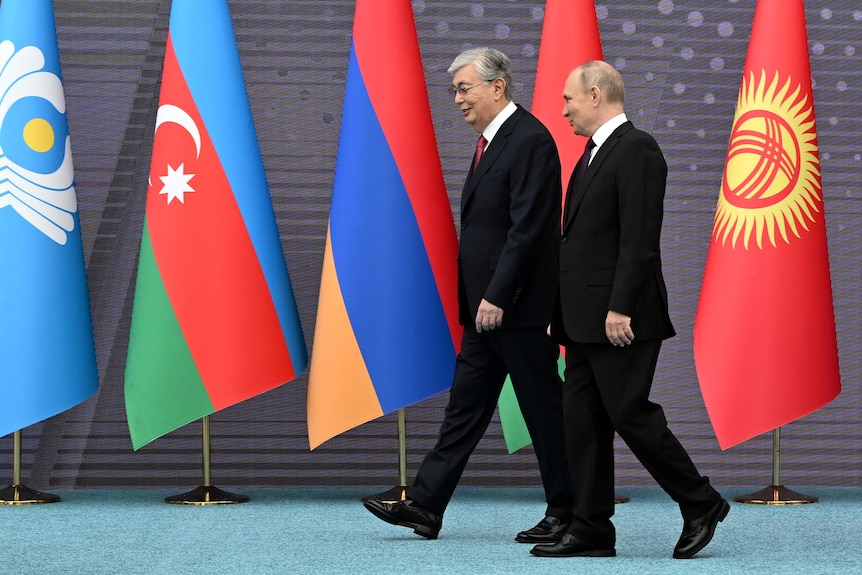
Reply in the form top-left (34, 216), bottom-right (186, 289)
top-left (3, 488), bottom-right (860, 575)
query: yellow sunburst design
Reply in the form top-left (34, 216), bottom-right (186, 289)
top-left (714, 69), bottom-right (821, 249)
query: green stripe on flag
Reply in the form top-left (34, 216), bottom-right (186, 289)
top-left (498, 353), bottom-right (566, 453)
top-left (124, 220), bottom-right (214, 450)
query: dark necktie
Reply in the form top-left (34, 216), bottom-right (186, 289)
top-left (472, 135), bottom-right (487, 171)
top-left (564, 138), bottom-right (596, 221)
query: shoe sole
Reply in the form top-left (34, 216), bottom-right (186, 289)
top-left (515, 537), bottom-right (562, 545)
top-left (531, 548), bottom-right (617, 558)
top-left (515, 536), bottom-right (565, 544)
top-left (363, 501), bottom-right (439, 540)
top-left (673, 499), bottom-right (731, 559)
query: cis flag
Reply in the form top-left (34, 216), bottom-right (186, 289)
top-left (498, 0), bottom-right (603, 453)
top-left (0, 0), bottom-right (100, 438)
top-left (694, 0), bottom-right (840, 449)
top-left (306, 0), bottom-right (459, 449)
top-left (124, 0), bottom-right (307, 450)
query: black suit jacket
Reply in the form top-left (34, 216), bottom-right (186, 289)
top-left (554, 121), bottom-right (675, 343)
top-left (457, 105), bottom-right (561, 329)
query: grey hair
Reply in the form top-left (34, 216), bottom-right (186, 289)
top-left (576, 60), bottom-right (625, 105)
top-left (448, 47), bottom-right (514, 101)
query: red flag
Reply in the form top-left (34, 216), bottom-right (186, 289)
top-left (498, 0), bottom-right (603, 453)
top-left (532, 0), bottom-right (603, 186)
top-left (694, 0), bottom-right (840, 450)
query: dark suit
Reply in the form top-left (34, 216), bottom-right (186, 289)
top-left (407, 105), bottom-right (573, 521)
top-left (553, 121), bottom-right (720, 546)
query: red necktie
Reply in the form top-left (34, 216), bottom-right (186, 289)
top-left (472, 135), bottom-right (487, 171)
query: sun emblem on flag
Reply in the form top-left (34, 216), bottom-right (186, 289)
top-left (0, 40), bottom-right (77, 245)
top-left (713, 70), bottom-right (821, 249)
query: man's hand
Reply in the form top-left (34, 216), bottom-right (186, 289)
top-left (475, 299), bottom-right (504, 332)
top-left (605, 310), bottom-right (634, 346)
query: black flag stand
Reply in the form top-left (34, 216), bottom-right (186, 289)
top-left (734, 427), bottom-right (817, 505)
top-left (0, 430), bottom-right (61, 504)
top-left (164, 416), bottom-right (249, 505)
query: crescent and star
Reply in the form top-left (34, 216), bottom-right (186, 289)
top-left (153, 103), bottom-right (200, 205)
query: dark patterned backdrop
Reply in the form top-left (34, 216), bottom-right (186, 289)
top-left (4, 0), bottom-right (860, 491)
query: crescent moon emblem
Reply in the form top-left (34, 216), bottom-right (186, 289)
top-left (154, 104), bottom-right (201, 158)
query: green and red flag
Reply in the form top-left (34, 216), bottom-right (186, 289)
top-left (124, 0), bottom-right (307, 449)
top-left (694, 0), bottom-right (840, 449)
top-left (499, 0), bottom-right (603, 453)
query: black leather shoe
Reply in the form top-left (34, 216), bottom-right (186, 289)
top-left (515, 516), bottom-right (570, 543)
top-left (363, 498), bottom-right (442, 539)
top-left (673, 498), bottom-right (730, 559)
top-left (530, 533), bottom-right (616, 557)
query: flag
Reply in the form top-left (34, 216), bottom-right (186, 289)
top-left (0, 0), bottom-right (100, 438)
top-left (694, 0), bottom-right (840, 450)
top-left (124, 0), bottom-right (307, 450)
top-left (498, 0), bottom-right (604, 453)
top-left (306, 0), bottom-right (459, 450)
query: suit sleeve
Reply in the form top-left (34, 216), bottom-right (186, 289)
top-left (608, 134), bottom-right (667, 316)
top-left (484, 130), bottom-right (561, 308)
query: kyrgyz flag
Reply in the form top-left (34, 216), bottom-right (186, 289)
top-left (694, 0), bottom-right (840, 450)
top-left (0, 0), bottom-right (99, 437)
top-left (498, 0), bottom-right (603, 453)
top-left (125, 0), bottom-right (307, 450)
top-left (306, 0), bottom-right (459, 449)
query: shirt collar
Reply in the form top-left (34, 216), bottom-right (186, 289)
top-left (589, 113), bottom-right (628, 160)
top-left (481, 101), bottom-right (518, 148)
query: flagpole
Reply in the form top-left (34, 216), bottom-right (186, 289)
top-left (362, 409), bottom-right (409, 504)
top-left (164, 416), bottom-right (249, 505)
top-left (733, 427), bottom-right (817, 505)
top-left (0, 430), bottom-right (61, 504)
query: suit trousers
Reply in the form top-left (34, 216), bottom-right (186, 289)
top-left (562, 339), bottom-right (719, 546)
top-left (408, 326), bottom-right (573, 520)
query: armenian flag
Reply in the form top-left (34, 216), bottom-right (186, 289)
top-left (307, 0), bottom-right (459, 449)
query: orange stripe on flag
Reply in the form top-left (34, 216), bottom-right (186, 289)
top-left (307, 230), bottom-right (383, 449)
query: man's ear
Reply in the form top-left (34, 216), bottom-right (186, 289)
top-left (493, 78), bottom-right (506, 99)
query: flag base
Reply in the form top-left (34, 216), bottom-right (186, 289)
top-left (361, 485), bottom-right (408, 504)
top-left (0, 484), bottom-right (61, 505)
top-left (733, 485), bottom-right (817, 505)
top-left (164, 485), bottom-right (249, 505)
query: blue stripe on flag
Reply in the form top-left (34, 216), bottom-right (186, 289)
top-left (329, 45), bottom-right (454, 412)
top-left (167, 0), bottom-right (307, 372)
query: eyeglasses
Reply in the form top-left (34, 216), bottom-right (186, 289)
top-left (447, 81), bottom-right (489, 97)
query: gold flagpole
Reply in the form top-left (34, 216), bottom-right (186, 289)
top-left (164, 416), bottom-right (249, 505)
top-left (0, 430), bottom-right (61, 504)
top-left (734, 427), bottom-right (817, 504)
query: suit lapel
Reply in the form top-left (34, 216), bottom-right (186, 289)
top-left (563, 121), bottom-right (632, 231)
top-left (461, 106), bottom-right (524, 213)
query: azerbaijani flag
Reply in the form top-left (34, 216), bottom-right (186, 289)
top-left (306, 0), bottom-right (459, 450)
top-left (694, 0), bottom-right (840, 449)
top-left (124, 0), bottom-right (307, 450)
top-left (0, 0), bottom-right (100, 438)
top-left (498, 0), bottom-right (604, 453)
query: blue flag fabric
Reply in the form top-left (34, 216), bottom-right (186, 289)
top-left (0, 0), bottom-right (99, 437)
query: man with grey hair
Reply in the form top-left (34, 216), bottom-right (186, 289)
top-left (364, 47), bottom-right (573, 543)
top-left (532, 60), bottom-right (728, 559)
